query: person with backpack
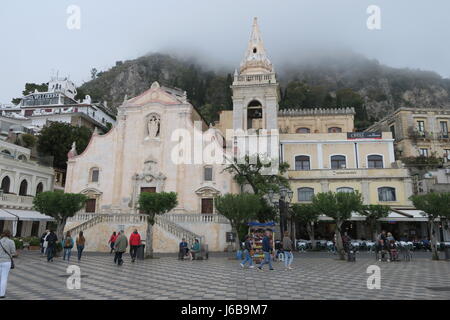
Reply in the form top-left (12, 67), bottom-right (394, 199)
top-left (239, 235), bottom-right (254, 269)
top-left (108, 232), bottom-right (117, 254)
top-left (62, 231), bottom-right (74, 262)
top-left (45, 230), bottom-right (58, 262)
top-left (114, 231), bottom-right (128, 266)
top-left (0, 230), bottom-right (16, 299)
top-left (129, 229), bottom-right (141, 262)
top-left (76, 231), bottom-right (86, 262)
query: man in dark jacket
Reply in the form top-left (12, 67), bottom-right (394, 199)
top-left (45, 230), bottom-right (58, 262)
top-left (258, 229), bottom-right (274, 271)
top-left (239, 235), bottom-right (254, 269)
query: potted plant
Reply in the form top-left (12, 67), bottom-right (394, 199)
top-left (28, 237), bottom-right (41, 250)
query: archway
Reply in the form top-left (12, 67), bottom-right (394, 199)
top-left (247, 100), bottom-right (262, 129)
top-left (1, 176), bottom-right (11, 193)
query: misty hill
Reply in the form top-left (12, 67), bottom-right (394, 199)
top-left (79, 52), bottom-right (450, 130)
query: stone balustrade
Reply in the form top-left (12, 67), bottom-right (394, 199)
top-left (67, 213), bottom-right (206, 245)
top-left (0, 193), bottom-right (34, 207)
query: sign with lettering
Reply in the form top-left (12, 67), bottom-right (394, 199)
top-left (347, 132), bottom-right (382, 140)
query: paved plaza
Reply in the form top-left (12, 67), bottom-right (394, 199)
top-left (4, 250), bottom-right (450, 300)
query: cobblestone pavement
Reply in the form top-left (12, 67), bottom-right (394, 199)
top-left (3, 250), bottom-right (450, 300)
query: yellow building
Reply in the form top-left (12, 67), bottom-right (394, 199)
top-left (366, 107), bottom-right (450, 160)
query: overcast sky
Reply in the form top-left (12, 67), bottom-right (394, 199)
top-left (1, 0), bottom-right (449, 103)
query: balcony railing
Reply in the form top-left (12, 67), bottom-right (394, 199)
top-left (0, 193), bottom-right (34, 207)
top-left (288, 167), bottom-right (410, 180)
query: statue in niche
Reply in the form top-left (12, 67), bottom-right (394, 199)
top-left (147, 115), bottom-right (160, 138)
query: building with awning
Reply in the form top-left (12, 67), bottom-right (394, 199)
top-left (0, 139), bottom-right (55, 237)
top-left (313, 208), bottom-right (450, 242)
top-left (0, 208), bottom-right (54, 237)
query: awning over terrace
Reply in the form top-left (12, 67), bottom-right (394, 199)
top-left (0, 208), bottom-right (54, 221)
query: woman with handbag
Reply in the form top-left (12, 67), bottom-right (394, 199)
top-left (0, 230), bottom-right (16, 299)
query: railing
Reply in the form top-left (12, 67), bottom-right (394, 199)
top-left (0, 194), bottom-right (34, 206)
top-left (156, 215), bottom-right (203, 245)
top-left (164, 213), bottom-right (230, 224)
top-left (66, 213), bottom-right (204, 245)
top-left (234, 73), bottom-right (276, 85)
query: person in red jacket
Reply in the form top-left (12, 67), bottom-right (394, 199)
top-left (129, 229), bottom-right (141, 262)
top-left (108, 232), bottom-right (118, 254)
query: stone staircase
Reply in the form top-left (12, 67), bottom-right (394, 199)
top-left (66, 213), bottom-right (204, 245)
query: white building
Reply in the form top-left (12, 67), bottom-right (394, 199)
top-left (0, 140), bottom-right (55, 237)
top-left (0, 77), bottom-right (116, 133)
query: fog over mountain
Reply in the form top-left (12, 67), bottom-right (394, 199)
top-left (78, 50), bottom-right (450, 131)
top-left (1, 0), bottom-right (450, 117)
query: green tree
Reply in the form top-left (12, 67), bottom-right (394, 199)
top-left (291, 203), bottom-right (320, 249)
top-left (312, 191), bottom-right (363, 260)
top-left (359, 204), bottom-right (390, 241)
top-left (410, 193), bottom-right (450, 260)
top-left (138, 192), bottom-right (178, 258)
top-left (33, 191), bottom-right (88, 240)
top-left (37, 122), bottom-right (93, 169)
top-left (12, 82), bottom-right (49, 104)
top-left (225, 154), bottom-right (290, 196)
top-left (215, 193), bottom-right (262, 250)
top-left (20, 134), bottom-right (37, 149)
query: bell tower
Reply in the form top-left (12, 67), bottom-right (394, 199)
top-left (232, 17), bottom-right (279, 131)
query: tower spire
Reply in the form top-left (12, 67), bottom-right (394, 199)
top-left (239, 17), bottom-right (273, 75)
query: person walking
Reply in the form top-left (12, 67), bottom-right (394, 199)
top-left (114, 231), bottom-right (128, 266)
top-left (129, 229), bottom-right (141, 262)
top-left (40, 230), bottom-right (49, 255)
top-left (76, 231), bottom-right (86, 262)
top-left (282, 231), bottom-right (294, 270)
top-left (62, 231), bottom-right (74, 262)
top-left (240, 235), bottom-right (254, 269)
top-left (41, 230), bottom-right (50, 257)
top-left (0, 230), bottom-right (16, 299)
top-left (258, 229), bottom-right (274, 271)
top-left (45, 230), bottom-right (58, 262)
top-left (108, 232), bottom-right (117, 254)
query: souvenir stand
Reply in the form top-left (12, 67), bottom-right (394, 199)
top-left (247, 222), bottom-right (276, 264)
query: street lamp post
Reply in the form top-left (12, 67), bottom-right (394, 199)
top-left (268, 186), bottom-right (293, 238)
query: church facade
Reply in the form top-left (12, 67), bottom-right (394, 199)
top-left (64, 18), bottom-right (423, 252)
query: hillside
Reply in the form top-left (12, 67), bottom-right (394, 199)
top-left (79, 52), bottom-right (450, 130)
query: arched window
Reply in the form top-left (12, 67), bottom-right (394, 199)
top-left (298, 187), bottom-right (314, 202)
top-left (331, 155), bottom-right (346, 169)
top-left (296, 127), bottom-right (310, 134)
top-left (337, 187), bottom-right (354, 193)
top-left (378, 187), bottom-right (396, 202)
top-left (1, 176), bottom-right (10, 194)
top-left (368, 155), bottom-right (384, 168)
top-left (90, 168), bottom-right (99, 183)
top-left (36, 182), bottom-right (44, 195)
top-left (18, 155), bottom-right (27, 161)
top-left (19, 180), bottom-right (28, 196)
top-left (295, 156), bottom-right (310, 171)
top-left (328, 127), bottom-right (342, 133)
top-left (1, 149), bottom-right (11, 156)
